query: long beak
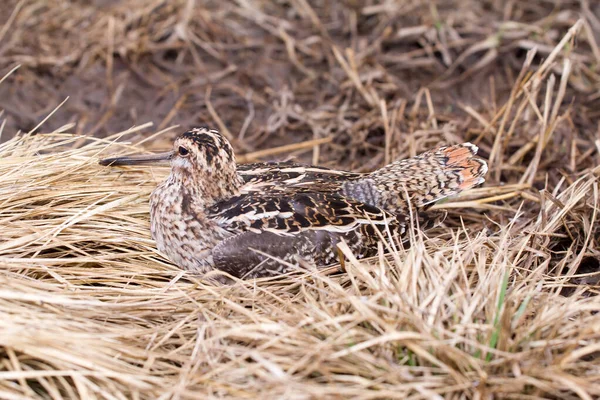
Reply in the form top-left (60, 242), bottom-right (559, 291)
top-left (99, 151), bottom-right (174, 166)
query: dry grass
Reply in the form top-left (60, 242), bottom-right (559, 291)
top-left (1, 124), bottom-right (598, 399)
top-left (1, 127), bottom-right (598, 399)
top-left (1, 0), bottom-right (600, 399)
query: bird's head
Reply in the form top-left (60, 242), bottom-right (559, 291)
top-left (171, 127), bottom-right (236, 178)
top-left (100, 127), bottom-right (242, 200)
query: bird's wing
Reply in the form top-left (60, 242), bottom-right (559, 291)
top-left (207, 189), bottom-right (402, 237)
top-left (208, 191), bottom-right (405, 279)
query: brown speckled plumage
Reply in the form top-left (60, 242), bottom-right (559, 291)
top-left (100, 127), bottom-right (487, 279)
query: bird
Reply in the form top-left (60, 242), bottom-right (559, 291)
top-left (100, 127), bottom-right (488, 279)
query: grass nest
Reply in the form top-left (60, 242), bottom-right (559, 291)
top-left (1, 1), bottom-right (599, 399)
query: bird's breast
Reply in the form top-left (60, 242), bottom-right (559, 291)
top-left (149, 183), bottom-right (228, 273)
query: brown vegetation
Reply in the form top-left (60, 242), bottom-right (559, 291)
top-left (1, 1), bottom-right (599, 398)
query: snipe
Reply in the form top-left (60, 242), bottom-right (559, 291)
top-left (100, 127), bottom-right (487, 279)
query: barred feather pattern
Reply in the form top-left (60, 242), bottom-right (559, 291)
top-left (237, 144), bottom-right (488, 216)
top-left (101, 127), bottom-right (487, 279)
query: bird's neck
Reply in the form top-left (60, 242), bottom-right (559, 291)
top-left (157, 170), bottom-right (243, 209)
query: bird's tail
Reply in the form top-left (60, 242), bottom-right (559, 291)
top-left (365, 143), bottom-right (488, 215)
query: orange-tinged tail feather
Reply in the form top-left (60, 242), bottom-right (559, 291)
top-left (362, 143), bottom-right (488, 214)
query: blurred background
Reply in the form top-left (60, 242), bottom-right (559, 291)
top-left (0, 0), bottom-right (598, 173)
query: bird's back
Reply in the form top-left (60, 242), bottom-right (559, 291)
top-left (238, 161), bottom-right (361, 190)
top-left (236, 143), bottom-right (487, 216)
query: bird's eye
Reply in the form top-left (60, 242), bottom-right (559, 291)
top-left (178, 146), bottom-right (189, 156)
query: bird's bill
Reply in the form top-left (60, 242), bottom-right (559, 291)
top-left (99, 151), bottom-right (174, 166)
